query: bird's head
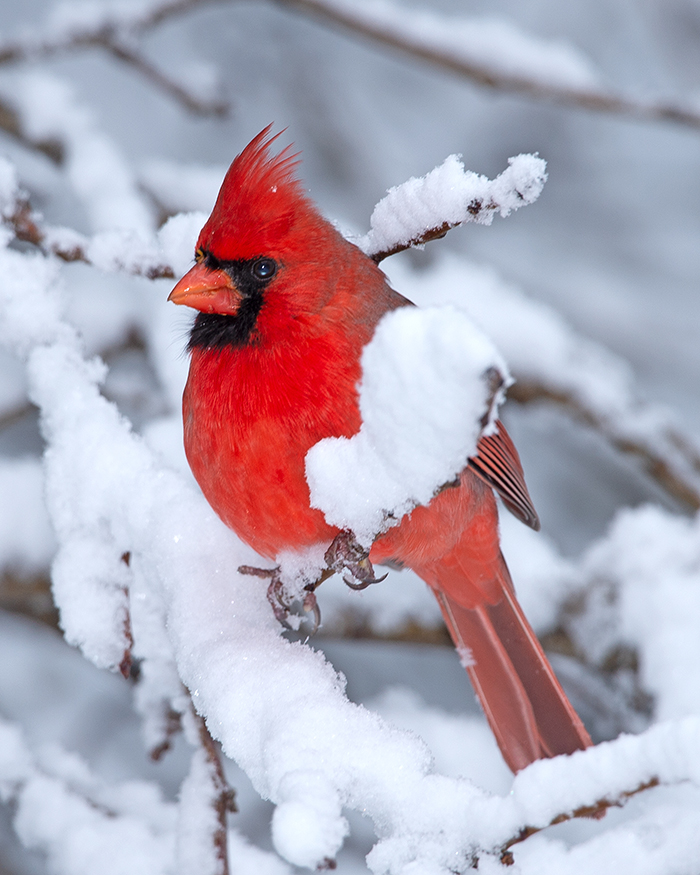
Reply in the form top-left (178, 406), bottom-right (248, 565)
top-left (168, 125), bottom-right (340, 347)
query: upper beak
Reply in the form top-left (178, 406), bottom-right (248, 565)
top-left (168, 262), bottom-right (241, 315)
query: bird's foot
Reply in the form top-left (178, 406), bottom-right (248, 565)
top-left (239, 564), bottom-right (321, 632)
top-left (324, 531), bottom-right (388, 591)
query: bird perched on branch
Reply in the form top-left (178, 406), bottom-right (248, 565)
top-left (169, 126), bottom-right (591, 773)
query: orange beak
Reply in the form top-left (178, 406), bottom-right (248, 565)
top-left (168, 262), bottom-right (242, 316)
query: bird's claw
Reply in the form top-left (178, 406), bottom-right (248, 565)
top-left (239, 563), bottom-right (320, 630)
top-left (324, 531), bottom-right (388, 591)
top-left (302, 586), bottom-right (322, 635)
top-left (239, 532), bottom-right (386, 632)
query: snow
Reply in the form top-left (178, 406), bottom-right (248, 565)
top-left (307, 305), bottom-right (509, 544)
top-left (356, 153), bottom-right (547, 258)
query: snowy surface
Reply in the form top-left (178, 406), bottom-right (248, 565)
top-left (1, 0), bottom-right (700, 873)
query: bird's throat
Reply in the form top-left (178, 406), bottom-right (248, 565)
top-left (188, 296), bottom-right (264, 350)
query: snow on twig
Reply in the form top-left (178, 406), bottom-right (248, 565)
top-left (510, 379), bottom-right (700, 511)
top-left (0, 717), bottom-right (177, 874)
top-left (355, 152), bottom-right (547, 262)
top-left (3, 196), bottom-right (175, 278)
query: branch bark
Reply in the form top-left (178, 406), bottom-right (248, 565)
top-left (508, 379), bottom-right (700, 511)
top-left (498, 777), bottom-right (660, 864)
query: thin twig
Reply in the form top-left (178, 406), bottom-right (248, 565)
top-left (498, 777), bottom-right (660, 864)
top-left (0, 0), bottom-right (230, 117)
top-left (370, 220), bottom-right (451, 263)
top-left (0, 95), bottom-right (64, 163)
top-left (282, 0), bottom-right (700, 131)
top-left (104, 36), bottom-right (229, 117)
top-left (508, 380), bottom-right (700, 511)
top-left (193, 710), bottom-right (237, 875)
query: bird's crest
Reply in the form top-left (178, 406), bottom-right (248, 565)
top-left (197, 125), bottom-right (315, 261)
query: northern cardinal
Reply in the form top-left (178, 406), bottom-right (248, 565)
top-left (169, 126), bottom-right (592, 773)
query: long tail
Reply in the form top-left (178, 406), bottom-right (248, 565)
top-left (432, 558), bottom-right (591, 773)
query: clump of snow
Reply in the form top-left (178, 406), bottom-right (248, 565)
top-left (306, 305), bottom-right (509, 544)
top-left (356, 153), bottom-right (547, 258)
top-left (578, 504), bottom-right (700, 723)
top-left (272, 771), bottom-right (349, 868)
top-left (382, 254), bottom-right (680, 453)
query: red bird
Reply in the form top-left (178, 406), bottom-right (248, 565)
top-left (169, 127), bottom-right (592, 773)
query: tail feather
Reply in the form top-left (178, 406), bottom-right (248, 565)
top-left (433, 559), bottom-right (591, 773)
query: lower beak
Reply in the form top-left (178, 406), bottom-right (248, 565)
top-left (168, 262), bottom-right (241, 315)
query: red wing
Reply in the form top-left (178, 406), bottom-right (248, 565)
top-left (468, 420), bottom-right (540, 531)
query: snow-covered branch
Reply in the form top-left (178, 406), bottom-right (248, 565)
top-left (385, 256), bottom-right (700, 516)
top-left (509, 378), bottom-right (700, 511)
top-left (356, 153), bottom-right (547, 262)
top-left (3, 195), bottom-right (175, 278)
top-left (286, 0), bottom-right (700, 131)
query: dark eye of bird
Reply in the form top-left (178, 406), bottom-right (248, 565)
top-left (251, 257), bottom-right (276, 281)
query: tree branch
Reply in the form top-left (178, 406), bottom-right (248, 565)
top-left (2, 0), bottom-right (700, 132)
top-left (103, 36), bottom-right (229, 117)
top-left (508, 379), bottom-right (700, 511)
top-left (0, 0), bottom-right (230, 117)
top-left (498, 777), bottom-right (660, 865)
top-left (4, 196), bottom-right (175, 279)
top-left (282, 0), bottom-right (700, 131)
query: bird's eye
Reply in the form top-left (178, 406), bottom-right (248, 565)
top-left (251, 257), bottom-right (276, 281)
top-left (195, 247), bottom-right (205, 264)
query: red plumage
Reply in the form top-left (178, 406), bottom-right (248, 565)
top-left (170, 126), bottom-right (592, 772)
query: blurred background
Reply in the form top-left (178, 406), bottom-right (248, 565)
top-left (1, 0), bottom-right (700, 871)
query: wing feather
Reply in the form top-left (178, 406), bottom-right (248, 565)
top-left (468, 421), bottom-right (540, 531)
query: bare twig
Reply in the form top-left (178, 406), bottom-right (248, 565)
top-left (498, 777), bottom-right (660, 864)
top-left (192, 710), bottom-right (237, 875)
top-left (103, 36), bottom-right (229, 117)
top-left (0, 0), bottom-right (230, 117)
top-left (0, 95), bottom-right (64, 163)
top-left (0, 0), bottom-right (699, 132)
top-left (508, 379), bottom-right (700, 511)
top-left (284, 0), bottom-right (700, 131)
